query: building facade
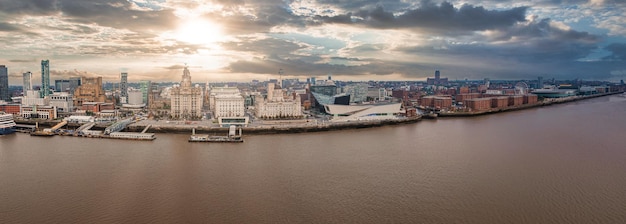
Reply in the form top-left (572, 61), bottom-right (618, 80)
top-left (0, 65), bottom-right (8, 102)
top-left (120, 72), bottom-right (128, 104)
top-left (23, 71), bottom-right (33, 92)
top-left (49, 92), bottom-right (74, 113)
top-left (170, 67), bottom-right (203, 119)
top-left (73, 77), bottom-right (106, 107)
top-left (41, 60), bottom-right (50, 97)
top-left (255, 82), bottom-right (302, 119)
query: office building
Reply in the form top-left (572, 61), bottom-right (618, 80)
top-left (49, 92), bottom-right (73, 112)
top-left (23, 71), bottom-right (33, 92)
top-left (41, 60), bottom-right (50, 97)
top-left (170, 67), bottom-right (203, 119)
top-left (69, 77), bottom-right (81, 93)
top-left (255, 82), bottom-right (302, 119)
top-left (54, 79), bottom-right (71, 92)
top-left (0, 65), bottom-right (8, 101)
top-left (120, 72), bottom-right (128, 104)
top-left (140, 80), bottom-right (151, 105)
top-left (73, 77), bottom-right (106, 107)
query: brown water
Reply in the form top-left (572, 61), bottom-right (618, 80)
top-left (2, 95), bottom-right (626, 223)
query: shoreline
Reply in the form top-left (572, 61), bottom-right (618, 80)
top-left (438, 92), bottom-right (622, 117)
top-left (125, 116), bottom-right (422, 135)
top-left (14, 92), bottom-right (623, 136)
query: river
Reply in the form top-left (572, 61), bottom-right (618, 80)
top-left (1, 95), bottom-right (626, 223)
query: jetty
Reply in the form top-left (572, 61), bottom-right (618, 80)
top-left (189, 125), bottom-right (243, 143)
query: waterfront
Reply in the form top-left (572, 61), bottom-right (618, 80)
top-left (1, 95), bottom-right (626, 223)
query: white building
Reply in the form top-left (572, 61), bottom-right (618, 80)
top-left (214, 94), bottom-right (245, 118)
top-left (209, 86), bottom-right (240, 111)
top-left (324, 103), bottom-right (402, 122)
top-left (128, 90), bottom-right (143, 105)
top-left (255, 83), bottom-right (302, 119)
top-left (21, 90), bottom-right (48, 106)
top-left (170, 67), bottom-right (203, 119)
top-left (49, 92), bottom-right (73, 113)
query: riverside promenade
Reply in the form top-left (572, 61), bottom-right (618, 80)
top-left (126, 116), bottom-right (422, 135)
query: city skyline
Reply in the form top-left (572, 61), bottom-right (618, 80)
top-left (1, 0), bottom-right (626, 84)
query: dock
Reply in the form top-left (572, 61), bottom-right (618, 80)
top-left (189, 126), bottom-right (243, 143)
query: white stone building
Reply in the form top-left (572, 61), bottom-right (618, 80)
top-left (170, 67), bottom-right (203, 119)
top-left (255, 83), bottom-right (302, 119)
top-left (49, 92), bottom-right (73, 113)
top-left (213, 94), bottom-right (245, 118)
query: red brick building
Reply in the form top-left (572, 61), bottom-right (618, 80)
top-left (0, 104), bottom-right (21, 115)
top-left (523, 94), bottom-right (538, 104)
top-left (465, 98), bottom-right (491, 111)
top-left (508, 95), bottom-right (524, 106)
top-left (491, 97), bottom-right (509, 108)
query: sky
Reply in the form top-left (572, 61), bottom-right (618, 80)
top-left (1, 0), bottom-right (625, 84)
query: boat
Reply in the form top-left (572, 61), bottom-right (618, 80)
top-left (0, 112), bottom-right (17, 135)
top-left (189, 126), bottom-right (244, 143)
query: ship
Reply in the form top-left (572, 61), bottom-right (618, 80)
top-left (189, 125), bottom-right (244, 143)
top-left (0, 112), bottom-right (17, 135)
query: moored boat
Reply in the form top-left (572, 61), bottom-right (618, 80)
top-left (0, 112), bottom-right (16, 135)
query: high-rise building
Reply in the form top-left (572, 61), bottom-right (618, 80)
top-left (537, 76), bottom-right (544, 89)
top-left (54, 79), bottom-right (71, 92)
top-left (120, 72), bottom-right (128, 104)
top-left (23, 71), bottom-right (33, 92)
top-left (69, 77), bottom-right (81, 93)
top-left (0, 65), bottom-right (9, 101)
top-left (170, 67), bottom-right (203, 119)
top-left (41, 60), bottom-right (50, 97)
top-left (139, 80), bottom-right (151, 105)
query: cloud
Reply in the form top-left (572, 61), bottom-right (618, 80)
top-left (0, 22), bottom-right (23, 32)
top-left (313, 1), bottom-right (527, 34)
top-left (603, 43), bottom-right (626, 61)
top-left (9, 59), bottom-right (37, 63)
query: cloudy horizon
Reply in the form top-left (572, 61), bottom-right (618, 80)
top-left (1, 0), bottom-right (625, 85)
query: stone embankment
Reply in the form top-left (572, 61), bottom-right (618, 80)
top-left (126, 117), bottom-right (421, 135)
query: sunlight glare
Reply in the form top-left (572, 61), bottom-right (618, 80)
top-left (174, 19), bottom-right (223, 46)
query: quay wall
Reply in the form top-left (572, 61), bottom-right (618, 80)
top-left (126, 117), bottom-right (421, 135)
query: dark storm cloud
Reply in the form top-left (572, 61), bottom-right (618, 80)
top-left (220, 37), bottom-right (306, 55)
top-left (603, 43), bottom-right (626, 61)
top-left (0, 0), bottom-right (59, 15)
top-left (0, 22), bottom-right (23, 32)
top-left (0, 0), bottom-right (178, 31)
top-left (399, 16), bottom-right (601, 64)
top-left (207, 4), bottom-right (304, 35)
top-left (58, 0), bottom-right (178, 31)
top-left (314, 1), bottom-right (527, 33)
top-left (314, 0), bottom-right (412, 11)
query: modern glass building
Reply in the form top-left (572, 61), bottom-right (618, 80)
top-left (140, 80), bottom-right (151, 105)
top-left (0, 65), bottom-right (9, 101)
top-left (23, 71), bottom-right (32, 91)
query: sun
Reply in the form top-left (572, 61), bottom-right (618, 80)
top-left (172, 18), bottom-right (223, 46)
